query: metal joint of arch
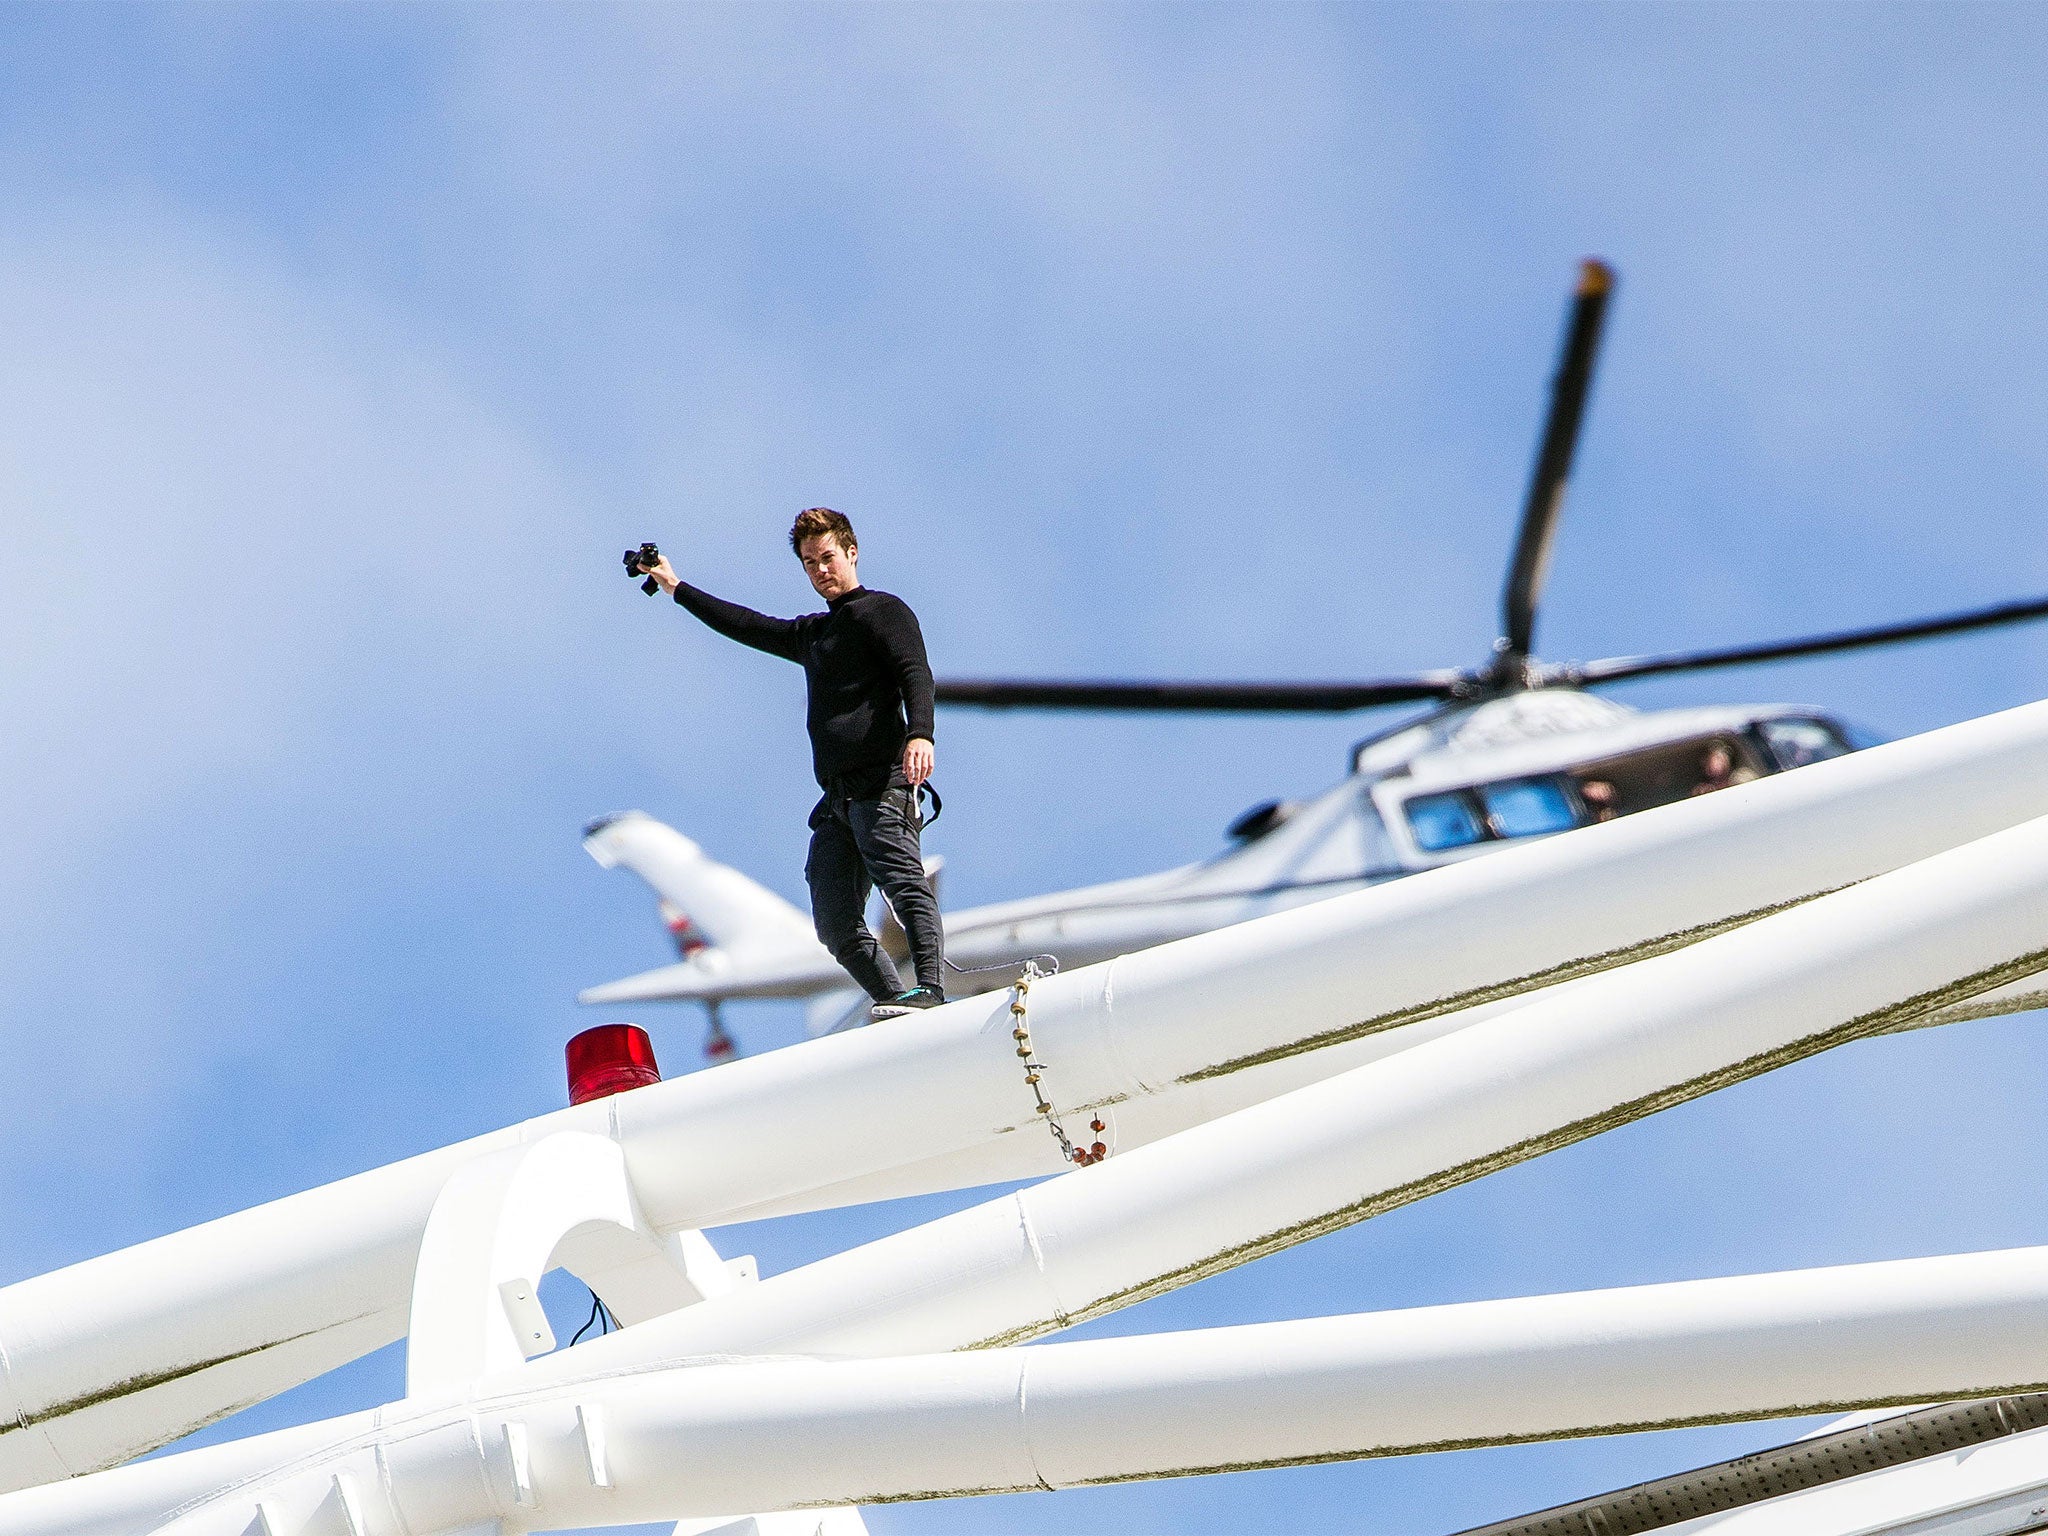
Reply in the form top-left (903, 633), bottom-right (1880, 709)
top-left (405, 1129), bottom-right (755, 1399)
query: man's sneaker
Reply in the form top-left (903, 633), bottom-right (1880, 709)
top-left (871, 985), bottom-right (946, 1021)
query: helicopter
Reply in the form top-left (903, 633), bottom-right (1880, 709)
top-left (582, 260), bottom-right (2048, 1054)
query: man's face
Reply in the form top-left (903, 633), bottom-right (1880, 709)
top-left (798, 533), bottom-right (859, 600)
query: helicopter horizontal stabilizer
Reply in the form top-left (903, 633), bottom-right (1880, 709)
top-left (576, 941), bottom-right (849, 1006)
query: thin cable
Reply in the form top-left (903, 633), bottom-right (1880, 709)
top-left (944, 951), bottom-right (1060, 979)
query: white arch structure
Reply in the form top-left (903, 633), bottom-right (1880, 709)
top-left (8, 700), bottom-right (2048, 1533)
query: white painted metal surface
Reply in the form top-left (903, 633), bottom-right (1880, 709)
top-left (403, 1131), bottom-right (746, 1398)
top-left (676, 954), bottom-right (2048, 1229)
top-left (10, 1246), bottom-right (2048, 1535)
top-left (516, 810), bottom-right (2048, 1369)
top-left (8, 698), bottom-right (2048, 1507)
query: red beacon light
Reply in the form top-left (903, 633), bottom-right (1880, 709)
top-left (566, 1023), bottom-right (662, 1105)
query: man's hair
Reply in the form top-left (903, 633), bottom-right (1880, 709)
top-left (790, 507), bottom-right (857, 555)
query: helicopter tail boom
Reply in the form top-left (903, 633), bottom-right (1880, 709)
top-left (583, 811), bottom-right (820, 964)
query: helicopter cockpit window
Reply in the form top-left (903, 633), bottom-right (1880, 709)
top-left (1406, 775), bottom-right (1583, 853)
top-left (1759, 717), bottom-right (1852, 770)
top-left (1481, 777), bottom-right (1580, 839)
top-left (1406, 790), bottom-right (1488, 852)
top-left (1569, 734), bottom-right (1771, 822)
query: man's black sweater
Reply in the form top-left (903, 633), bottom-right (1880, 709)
top-left (672, 580), bottom-right (936, 792)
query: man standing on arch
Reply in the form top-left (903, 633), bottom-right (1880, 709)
top-left (643, 508), bottom-right (946, 1021)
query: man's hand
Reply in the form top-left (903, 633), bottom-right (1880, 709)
top-left (902, 737), bottom-right (934, 787)
top-left (649, 554), bottom-right (680, 595)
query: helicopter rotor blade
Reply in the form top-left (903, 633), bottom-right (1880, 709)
top-left (1500, 258), bottom-right (1615, 662)
top-left (935, 674), bottom-right (1470, 713)
top-left (1564, 593), bottom-right (2048, 686)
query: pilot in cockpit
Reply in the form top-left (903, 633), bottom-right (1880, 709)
top-left (1691, 740), bottom-right (1759, 797)
top-left (1578, 777), bottom-right (1618, 822)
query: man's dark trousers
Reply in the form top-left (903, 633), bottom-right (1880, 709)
top-left (807, 774), bottom-right (944, 1001)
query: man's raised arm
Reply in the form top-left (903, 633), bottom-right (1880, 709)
top-left (649, 554), bottom-right (801, 662)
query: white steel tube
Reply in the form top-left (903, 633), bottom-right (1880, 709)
top-left (718, 962), bottom-right (2048, 1225)
top-left (529, 808), bottom-right (2048, 1370)
top-left (12, 1246), bottom-right (2048, 1536)
top-left (9, 699), bottom-right (2048, 1487)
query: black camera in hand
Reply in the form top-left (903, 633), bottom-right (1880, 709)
top-left (623, 541), bottom-right (662, 596)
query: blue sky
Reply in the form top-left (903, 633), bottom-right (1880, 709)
top-left (4, 3), bottom-right (2048, 1531)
